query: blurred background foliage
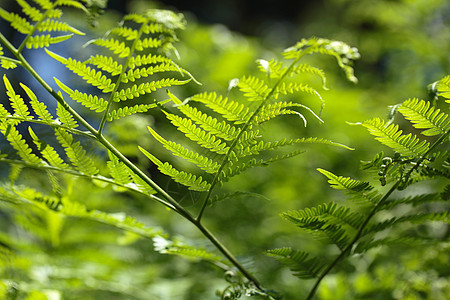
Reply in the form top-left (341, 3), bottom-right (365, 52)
top-left (0, 0), bottom-right (449, 299)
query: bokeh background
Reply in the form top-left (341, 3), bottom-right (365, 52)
top-left (0, 0), bottom-right (449, 299)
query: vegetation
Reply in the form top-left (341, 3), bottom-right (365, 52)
top-left (0, 0), bottom-right (448, 299)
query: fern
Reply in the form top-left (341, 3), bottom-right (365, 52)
top-left (269, 75), bottom-right (449, 299)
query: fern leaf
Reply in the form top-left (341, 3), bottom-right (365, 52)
top-left (379, 193), bottom-right (442, 211)
top-left (238, 76), bottom-right (271, 101)
top-left (4, 75), bottom-right (31, 120)
top-left (106, 102), bottom-right (168, 121)
top-left (20, 83), bottom-right (53, 122)
top-left (257, 59), bottom-right (286, 78)
top-left (56, 102), bottom-right (78, 128)
top-left (174, 102), bottom-right (240, 141)
top-left (90, 38), bottom-right (131, 58)
top-left (317, 168), bottom-right (380, 204)
top-left (364, 211), bottom-right (450, 236)
top-left (2, 126), bottom-right (41, 164)
top-left (0, 8), bottom-right (33, 34)
top-left (153, 236), bottom-right (223, 262)
top-left (135, 37), bottom-right (163, 51)
top-left (265, 248), bottom-right (326, 279)
top-left (54, 78), bottom-right (107, 112)
top-left (128, 54), bottom-right (173, 69)
top-left (255, 101), bottom-right (323, 125)
top-left (121, 63), bottom-right (180, 83)
top-left (45, 49), bottom-right (115, 93)
top-left (54, 0), bottom-right (88, 12)
top-left (291, 63), bottom-right (328, 89)
top-left (16, 0), bottom-right (43, 22)
top-left (437, 75), bottom-right (450, 101)
top-left (147, 126), bottom-right (220, 173)
top-left (113, 78), bottom-right (188, 102)
top-left (164, 113), bottom-right (229, 154)
top-left (283, 38), bottom-right (359, 83)
top-left (362, 118), bottom-right (430, 157)
top-left (110, 26), bottom-right (139, 40)
top-left (25, 34), bottom-right (73, 49)
top-left (28, 127), bottom-right (68, 169)
top-left (85, 54), bottom-right (123, 76)
top-left (139, 146), bottom-right (211, 191)
top-left (37, 19), bottom-right (85, 35)
top-left (273, 82), bottom-right (323, 105)
top-left (55, 129), bottom-right (98, 175)
top-left (31, 0), bottom-right (53, 10)
top-left (243, 137), bottom-right (352, 157)
top-left (282, 202), bottom-right (364, 230)
top-left (189, 92), bottom-right (251, 124)
top-left (107, 151), bottom-right (132, 186)
top-left (398, 98), bottom-right (449, 136)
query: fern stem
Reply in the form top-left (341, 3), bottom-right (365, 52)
top-left (97, 20), bottom-right (147, 134)
top-left (306, 129), bottom-right (449, 299)
top-left (196, 52), bottom-right (307, 222)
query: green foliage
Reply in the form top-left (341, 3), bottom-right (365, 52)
top-left (269, 77), bottom-right (449, 299)
top-left (0, 1), bottom-right (448, 299)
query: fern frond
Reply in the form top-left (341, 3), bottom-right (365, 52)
top-left (37, 19), bottom-right (84, 35)
top-left (85, 54), bottom-right (123, 76)
top-left (174, 103), bottom-right (240, 141)
top-left (121, 63), bottom-right (180, 83)
top-left (55, 129), bottom-right (98, 175)
top-left (282, 202), bottom-right (364, 230)
top-left (189, 92), bottom-right (251, 124)
top-left (164, 113), bottom-right (229, 154)
top-left (257, 59), bottom-right (286, 78)
top-left (281, 206), bottom-right (353, 250)
top-left (113, 78), bottom-right (188, 102)
top-left (265, 248), bottom-right (326, 279)
top-left (243, 137), bottom-right (352, 157)
top-left (398, 98), bottom-right (449, 136)
top-left (147, 126), bottom-right (220, 174)
top-left (110, 26), bottom-right (139, 40)
top-left (28, 127), bottom-right (68, 169)
top-left (379, 193), bottom-right (443, 211)
top-left (135, 37), bottom-right (163, 51)
top-left (56, 102), bottom-right (78, 128)
top-left (16, 0), bottom-right (43, 21)
top-left (20, 83), bottom-right (53, 122)
top-left (54, 0), bottom-right (88, 12)
top-left (362, 118), bottom-right (430, 157)
top-left (1, 125), bottom-right (41, 164)
top-left (273, 82), bottom-right (323, 105)
top-left (106, 102), bottom-right (168, 121)
top-left (437, 75), bottom-right (450, 101)
top-left (290, 64), bottom-right (328, 89)
top-left (45, 49), bottom-right (115, 93)
top-left (364, 211), bottom-right (450, 236)
top-left (107, 151), bottom-right (132, 186)
top-left (283, 38), bottom-right (359, 83)
top-left (90, 38), bottom-right (131, 58)
top-left (4, 75), bottom-right (31, 120)
top-left (128, 54), bottom-right (173, 69)
top-left (153, 236), bottom-right (223, 262)
top-left (0, 8), bottom-right (33, 34)
top-left (139, 147), bottom-right (211, 191)
top-left (255, 101), bottom-right (323, 125)
top-left (238, 76), bottom-right (271, 101)
top-left (54, 78), bottom-right (107, 113)
top-left (25, 34), bottom-right (73, 49)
